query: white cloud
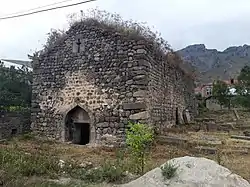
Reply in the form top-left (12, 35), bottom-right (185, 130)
top-left (1, 0), bottom-right (250, 60)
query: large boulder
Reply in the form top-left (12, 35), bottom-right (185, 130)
top-left (120, 156), bottom-right (250, 187)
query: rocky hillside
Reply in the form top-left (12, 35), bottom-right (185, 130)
top-left (177, 44), bottom-right (250, 84)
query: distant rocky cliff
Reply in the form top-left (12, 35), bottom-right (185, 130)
top-left (178, 44), bottom-right (250, 84)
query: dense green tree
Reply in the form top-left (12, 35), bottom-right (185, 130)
top-left (0, 61), bottom-right (32, 109)
top-left (235, 65), bottom-right (250, 109)
top-left (212, 80), bottom-right (230, 108)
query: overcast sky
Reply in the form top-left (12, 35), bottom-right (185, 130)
top-left (1, 0), bottom-right (250, 60)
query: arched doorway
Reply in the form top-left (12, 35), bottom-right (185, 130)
top-left (65, 106), bottom-right (91, 145)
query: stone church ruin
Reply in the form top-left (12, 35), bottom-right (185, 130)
top-left (31, 18), bottom-right (196, 146)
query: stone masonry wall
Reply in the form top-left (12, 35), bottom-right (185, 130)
top-left (31, 22), bottom-right (196, 146)
top-left (0, 111), bottom-right (30, 139)
top-left (146, 54), bottom-right (196, 135)
top-left (31, 23), bottom-right (151, 146)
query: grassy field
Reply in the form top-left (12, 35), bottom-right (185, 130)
top-left (0, 129), bottom-right (249, 187)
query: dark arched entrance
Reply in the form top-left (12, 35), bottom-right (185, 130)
top-left (65, 106), bottom-right (91, 145)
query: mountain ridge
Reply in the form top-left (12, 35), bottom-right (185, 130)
top-left (177, 44), bottom-right (250, 84)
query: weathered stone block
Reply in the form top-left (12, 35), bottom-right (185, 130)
top-left (205, 122), bottom-right (217, 132)
top-left (129, 111), bottom-right (149, 120)
top-left (231, 135), bottom-right (250, 141)
top-left (133, 75), bottom-right (146, 80)
top-left (122, 102), bottom-right (147, 110)
top-left (138, 59), bottom-right (150, 67)
top-left (136, 49), bottom-right (147, 54)
top-left (133, 90), bottom-right (147, 97)
top-left (157, 135), bottom-right (188, 145)
top-left (134, 79), bottom-right (148, 85)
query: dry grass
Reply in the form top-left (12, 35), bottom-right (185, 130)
top-left (165, 130), bottom-right (250, 181)
top-left (0, 129), bottom-right (250, 185)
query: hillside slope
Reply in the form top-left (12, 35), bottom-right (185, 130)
top-left (178, 44), bottom-right (250, 83)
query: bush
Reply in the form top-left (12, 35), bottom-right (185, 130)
top-left (198, 102), bottom-right (208, 114)
top-left (126, 122), bottom-right (154, 174)
top-left (19, 133), bottom-right (36, 141)
top-left (0, 148), bottom-right (62, 178)
top-left (0, 146), bottom-right (127, 184)
top-left (102, 160), bottom-right (125, 183)
top-left (161, 162), bottom-right (179, 180)
top-left (74, 162), bottom-right (125, 183)
top-left (69, 150), bottom-right (126, 184)
top-left (80, 167), bottom-right (104, 183)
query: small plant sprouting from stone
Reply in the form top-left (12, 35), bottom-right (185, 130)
top-left (161, 162), bottom-right (179, 180)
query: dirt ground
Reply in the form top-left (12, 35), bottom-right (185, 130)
top-left (1, 129), bottom-right (250, 184)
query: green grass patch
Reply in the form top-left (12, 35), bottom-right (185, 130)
top-left (0, 148), bottom-right (63, 178)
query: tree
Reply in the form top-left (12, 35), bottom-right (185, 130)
top-left (126, 122), bottom-right (154, 174)
top-left (43, 29), bottom-right (66, 51)
top-left (212, 80), bottom-right (230, 108)
top-left (235, 65), bottom-right (250, 109)
top-left (0, 61), bottom-right (32, 109)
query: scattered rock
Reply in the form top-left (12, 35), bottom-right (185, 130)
top-left (200, 135), bottom-right (220, 141)
top-left (120, 156), bottom-right (250, 187)
top-left (238, 125), bottom-right (250, 130)
top-left (224, 149), bottom-right (249, 155)
top-left (195, 146), bottom-right (217, 154)
top-left (100, 134), bottom-right (119, 147)
top-left (233, 109), bottom-right (240, 120)
top-left (122, 171), bottom-right (140, 183)
top-left (156, 135), bottom-right (188, 145)
top-left (79, 161), bottom-right (93, 169)
top-left (243, 131), bottom-right (250, 137)
top-left (231, 135), bottom-right (250, 141)
top-left (205, 121), bottom-right (217, 132)
top-left (58, 159), bottom-right (65, 168)
top-left (0, 139), bottom-right (7, 144)
top-left (205, 140), bottom-right (222, 145)
top-left (183, 109), bottom-right (191, 124)
top-left (48, 178), bottom-right (71, 185)
top-left (133, 90), bottom-right (147, 97)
